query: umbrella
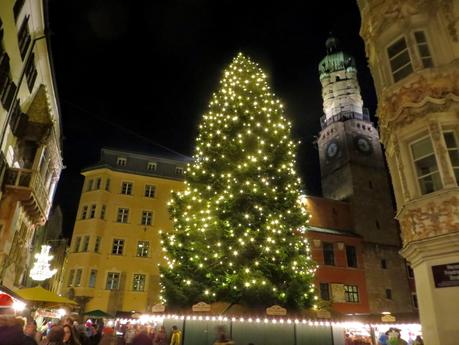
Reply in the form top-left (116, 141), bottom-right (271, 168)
top-left (83, 309), bottom-right (113, 318)
top-left (15, 286), bottom-right (77, 306)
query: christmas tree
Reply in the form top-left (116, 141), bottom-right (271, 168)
top-left (160, 53), bottom-right (316, 310)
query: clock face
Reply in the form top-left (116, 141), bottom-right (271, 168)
top-left (354, 136), bottom-right (372, 154)
top-left (326, 141), bottom-right (339, 159)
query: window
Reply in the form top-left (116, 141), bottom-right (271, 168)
top-left (381, 259), bottom-right (387, 269)
top-left (95, 177), bottom-right (101, 190)
top-left (145, 185), bottom-right (156, 198)
top-left (407, 265), bottom-right (414, 278)
top-left (112, 239), bottom-right (124, 255)
top-left (136, 241), bottom-right (150, 257)
top-left (344, 285), bottom-right (359, 303)
top-left (132, 274), bottom-right (146, 292)
top-left (117, 208), bottom-right (129, 223)
top-left (368, 180), bottom-right (373, 189)
top-left (121, 182), bottom-right (133, 195)
top-left (387, 37), bottom-right (413, 82)
top-left (117, 157), bottom-right (127, 166)
top-left (88, 269), bottom-right (97, 288)
top-left (147, 162), bottom-right (157, 171)
top-left (106, 272), bottom-right (120, 290)
top-left (414, 31), bottom-right (433, 68)
top-left (141, 211), bottom-right (153, 226)
top-left (17, 15), bottom-right (31, 59)
top-left (13, 0), bottom-right (25, 21)
top-left (385, 288), bottom-right (392, 300)
top-left (323, 242), bottom-right (335, 266)
top-left (86, 179), bottom-right (93, 192)
top-left (100, 205), bottom-right (106, 220)
top-left (375, 220), bottom-right (380, 230)
top-left (105, 178), bottom-right (110, 191)
top-left (68, 270), bottom-right (75, 286)
top-left (346, 246), bottom-right (357, 268)
top-left (411, 136), bottom-right (442, 194)
top-left (81, 206), bottom-right (88, 219)
top-left (74, 269), bottom-right (82, 287)
top-left (176, 167), bottom-right (183, 175)
top-left (319, 283), bottom-right (330, 301)
top-left (412, 293), bottom-right (418, 309)
top-left (81, 236), bottom-right (90, 252)
top-left (444, 131), bottom-right (459, 183)
top-left (94, 236), bottom-right (101, 253)
top-left (89, 204), bottom-right (96, 218)
top-left (74, 237), bottom-right (81, 252)
top-left (24, 53), bottom-right (37, 92)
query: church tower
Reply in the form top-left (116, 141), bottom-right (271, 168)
top-left (316, 36), bottom-right (414, 314)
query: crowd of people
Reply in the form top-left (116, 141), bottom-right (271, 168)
top-left (0, 315), bottom-right (183, 345)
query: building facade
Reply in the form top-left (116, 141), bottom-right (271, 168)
top-left (0, 0), bottom-right (62, 289)
top-left (358, 1), bottom-right (459, 343)
top-left (62, 148), bottom-right (188, 314)
top-left (316, 37), bottom-right (414, 314)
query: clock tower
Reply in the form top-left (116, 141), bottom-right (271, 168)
top-left (316, 36), bottom-right (414, 314)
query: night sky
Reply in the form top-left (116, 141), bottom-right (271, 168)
top-left (48, 0), bottom-right (377, 237)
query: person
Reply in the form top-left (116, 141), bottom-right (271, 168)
top-left (378, 331), bottom-right (389, 345)
top-left (25, 320), bottom-right (43, 344)
top-left (132, 327), bottom-right (152, 345)
top-left (413, 336), bottom-right (423, 345)
top-left (170, 326), bottom-right (181, 345)
top-left (41, 325), bottom-right (65, 345)
top-left (0, 316), bottom-right (25, 345)
top-left (97, 327), bottom-right (114, 345)
top-left (154, 326), bottom-right (167, 345)
top-left (124, 323), bottom-right (136, 345)
top-left (63, 324), bottom-right (81, 345)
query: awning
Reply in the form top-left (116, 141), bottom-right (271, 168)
top-left (14, 286), bottom-right (77, 306)
top-left (83, 309), bottom-right (113, 318)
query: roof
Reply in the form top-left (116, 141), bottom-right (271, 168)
top-left (14, 286), bottom-right (77, 306)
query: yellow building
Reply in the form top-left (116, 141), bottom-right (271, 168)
top-left (358, 1), bottom-right (459, 344)
top-left (0, 0), bottom-right (62, 288)
top-left (63, 148), bottom-right (188, 314)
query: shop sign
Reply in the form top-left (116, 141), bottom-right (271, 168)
top-left (316, 310), bottom-right (331, 319)
top-left (330, 283), bottom-right (345, 303)
top-left (151, 304), bottom-right (165, 313)
top-left (266, 305), bottom-right (287, 316)
top-left (381, 314), bottom-right (396, 322)
top-left (432, 262), bottom-right (459, 288)
top-left (192, 302), bottom-right (211, 312)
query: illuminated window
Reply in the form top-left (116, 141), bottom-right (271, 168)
top-left (443, 131), bottom-right (459, 184)
top-left (117, 208), bottom-right (129, 223)
top-left (81, 206), bottom-right (88, 219)
top-left (141, 211), bottom-right (153, 226)
top-left (106, 272), bottom-right (120, 290)
top-left (323, 242), bottom-right (335, 266)
top-left (132, 274), bottom-right (146, 292)
top-left (68, 270), bottom-right (75, 286)
top-left (74, 269), bottom-right (82, 287)
top-left (74, 237), bottom-right (81, 252)
top-left (136, 241), bottom-right (150, 257)
top-left (144, 185), bottom-right (156, 198)
top-left (344, 285), bottom-right (359, 303)
top-left (81, 236), bottom-right (90, 252)
top-left (414, 31), bottom-right (433, 68)
top-left (388, 37), bottom-right (413, 82)
top-left (411, 136), bottom-right (442, 194)
top-left (121, 182), bottom-right (133, 195)
top-left (147, 162), bottom-right (157, 171)
top-left (88, 269), bottom-right (97, 288)
top-left (112, 239), bottom-right (124, 255)
top-left (117, 157), bottom-right (127, 166)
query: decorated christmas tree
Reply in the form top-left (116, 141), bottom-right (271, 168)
top-left (160, 53), bottom-right (316, 310)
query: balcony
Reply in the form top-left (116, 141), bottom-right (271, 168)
top-left (3, 168), bottom-right (51, 225)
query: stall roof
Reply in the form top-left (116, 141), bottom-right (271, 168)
top-left (15, 286), bottom-right (77, 305)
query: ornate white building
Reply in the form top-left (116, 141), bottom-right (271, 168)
top-left (358, 1), bottom-right (459, 344)
top-left (0, 0), bottom-right (62, 289)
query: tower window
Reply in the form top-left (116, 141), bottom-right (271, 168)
top-left (375, 220), bottom-right (380, 229)
top-left (410, 136), bottom-right (442, 194)
top-left (385, 288), bottom-right (392, 300)
top-left (381, 259), bottom-right (387, 269)
top-left (414, 31), bottom-right (433, 68)
top-left (368, 180), bottom-right (373, 189)
top-left (387, 37), bottom-right (413, 82)
top-left (346, 246), bottom-right (357, 268)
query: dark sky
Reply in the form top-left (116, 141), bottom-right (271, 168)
top-left (48, 0), bottom-right (376, 237)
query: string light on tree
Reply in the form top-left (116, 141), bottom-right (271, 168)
top-left (29, 245), bottom-right (57, 281)
top-left (160, 53), bottom-right (317, 310)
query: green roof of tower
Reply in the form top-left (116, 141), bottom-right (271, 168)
top-left (319, 34), bottom-right (356, 79)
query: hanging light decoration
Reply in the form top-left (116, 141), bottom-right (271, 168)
top-left (29, 245), bottom-right (57, 281)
